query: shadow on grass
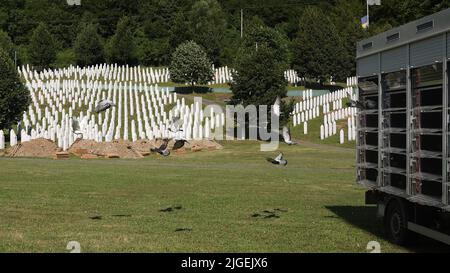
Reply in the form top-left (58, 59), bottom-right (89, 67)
top-left (326, 206), bottom-right (450, 253)
top-left (174, 86), bottom-right (212, 94)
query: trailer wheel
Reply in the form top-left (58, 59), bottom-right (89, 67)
top-left (384, 199), bottom-right (411, 245)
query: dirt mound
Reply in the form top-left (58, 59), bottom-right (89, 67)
top-left (131, 140), bottom-right (159, 154)
top-left (94, 140), bottom-right (144, 159)
top-left (68, 139), bottom-right (101, 155)
top-left (69, 139), bottom-right (143, 159)
top-left (185, 140), bottom-right (223, 151)
top-left (6, 138), bottom-right (223, 159)
top-left (7, 138), bottom-right (59, 158)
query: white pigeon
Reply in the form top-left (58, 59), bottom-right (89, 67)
top-left (273, 96), bottom-right (281, 116)
top-left (72, 118), bottom-right (83, 139)
top-left (151, 139), bottom-right (170, 156)
top-left (168, 114), bottom-right (183, 133)
top-left (282, 126), bottom-right (296, 145)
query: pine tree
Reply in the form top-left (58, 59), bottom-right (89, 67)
top-left (231, 25), bottom-right (291, 126)
top-left (106, 17), bottom-right (137, 65)
top-left (0, 30), bottom-right (15, 60)
top-left (74, 23), bottom-right (104, 66)
top-left (28, 23), bottom-right (57, 70)
top-left (0, 48), bottom-right (30, 130)
top-left (292, 6), bottom-right (347, 82)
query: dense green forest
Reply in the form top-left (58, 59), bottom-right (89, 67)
top-left (0, 0), bottom-right (449, 80)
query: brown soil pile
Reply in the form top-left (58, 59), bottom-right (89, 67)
top-left (7, 138), bottom-right (59, 158)
top-left (185, 140), bottom-right (223, 151)
top-left (131, 140), bottom-right (159, 154)
top-left (94, 140), bottom-right (144, 159)
top-left (6, 138), bottom-right (223, 159)
top-left (68, 139), bottom-right (101, 155)
top-left (69, 139), bottom-right (143, 159)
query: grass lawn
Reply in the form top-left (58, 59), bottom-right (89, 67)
top-left (1, 140), bottom-right (448, 253)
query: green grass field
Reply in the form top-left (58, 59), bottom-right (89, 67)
top-left (1, 91), bottom-right (448, 253)
top-left (1, 140), bottom-right (448, 253)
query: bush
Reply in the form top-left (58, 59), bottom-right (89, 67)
top-left (169, 41), bottom-right (214, 89)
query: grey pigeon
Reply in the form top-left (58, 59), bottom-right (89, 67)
top-left (266, 153), bottom-right (288, 166)
top-left (346, 99), bottom-right (376, 110)
top-left (95, 99), bottom-right (116, 114)
top-left (151, 139), bottom-right (170, 156)
top-left (72, 118), bottom-right (80, 132)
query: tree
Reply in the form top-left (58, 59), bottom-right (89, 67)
top-left (28, 23), bottom-right (57, 70)
top-left (231, 25), bottom-right (291, 126)
top-left (105, 16), bottom-right (137, 65)
top-left (74, 23), bottom-right (104, 66)
top-left (330, 0), bottom-right (367, 77)
top-left (169, 41), bottom-right (214, 90)
top-left (0, 30), bottom-right (14, 60)
top-left (292, 6), bottom-right (347, 82)
top-left (240, 18), bottom-right (290, 67)
top-left (187, 0), bottom-right (227, 65)
top-left (0, 48), bottom-right (30, 130)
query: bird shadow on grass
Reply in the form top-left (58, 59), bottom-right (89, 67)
top-left (112, 214), bottom-right (132, 218)
top-left (251, 208), bottom-right (288, 219)
top-left (175, 228), bottom-right (193, 232)
top-left (159, 206), bottom-right (183, 213)
top-left (326, 206), bottom-right (450, 253)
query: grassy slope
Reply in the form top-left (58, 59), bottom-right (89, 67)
top-left (1, 140), bottom-right (447, 253)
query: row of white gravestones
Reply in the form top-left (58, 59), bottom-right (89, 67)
top-left (22, 64), bottom-right (315, 88)
top-left (22, 75), bottom-right (183, 141)
top-left (10, 130), bottom-right (17, 147)
top-left (320, 108), bottom-right (357, 140)
top-left (284, 70), bottom-right (305, 85)
top-left (0, 130), bottom-right (4, 149)
top-left (323, 107), bottom-right (357, 126)
top-left (293, 99), bottom-right (349, 129)
top-left (292, 87), bottom-right (354, 116)
top-left (320, 121), bottom-right (337, 140)
top-left (19, 90), bottom-right (225, 148)
top-left (21, 64), bottom-right (171, 85)
top-left (346, 76), bottom-right (358, 87)
top-left (320, 120), bottom-right (356, 143)
top-left (347, 117), bottom-right (357, 141)
top-left (292, 107), bottom-right (320, 126)
top-left (208, 67), bottom-right (309, 86)
top-left (209, 66), bottom-right (234, 85)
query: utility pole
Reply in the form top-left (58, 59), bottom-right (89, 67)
top-left (366, 0), bottom-right (370, 28)
top-left (366, 0), bottom-right (381, 28)
top-left (240, 9), bottom-right (243, 38)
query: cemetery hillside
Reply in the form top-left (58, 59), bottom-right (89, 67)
top-left (1, 0), bottom-right (450, 255)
